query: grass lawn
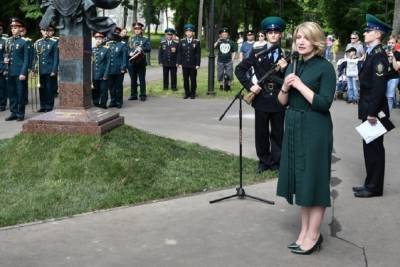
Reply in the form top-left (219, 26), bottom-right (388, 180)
top-left (146, 67), bottom-right (244, 98)
top-left (0, 125), bottom-right (275, 228)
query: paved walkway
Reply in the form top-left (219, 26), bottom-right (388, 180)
top-left (1, 94), bottom-right (400, 266)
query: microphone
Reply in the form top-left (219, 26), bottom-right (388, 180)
top-left (255, 44), bottom-right (280, 58)
top-left (291, 51), bottom-right (299, 74)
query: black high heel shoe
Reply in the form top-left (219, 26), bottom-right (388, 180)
top-left (291, 235), bottom-right (323, 255)
top-left (287, 242), bottom-right (300, 249)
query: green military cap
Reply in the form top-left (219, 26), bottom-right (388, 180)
top-left (365, 14), bottom-right (392, 33)
top-left (165, 28), bottom-right (176, 35)
top-left (260, 16), bottom-right (286, 32)
top-left (183, 23), bottom-right (195, 32)
top-left (10, 17), bottom-right (24, 27)
top-left (132, 22), bottom-right (144, 29)
top-left (219, 27), bottom-right (229, 34)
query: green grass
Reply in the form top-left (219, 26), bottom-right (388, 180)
top-left (146, 67), bottom-right (244, 98)
top-left (0, 125), bottom-right (275, 227)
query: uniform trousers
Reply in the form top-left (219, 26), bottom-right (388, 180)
top-left (7, 75), bottom-right (26, 118)
top-left (108, 74), bottom-right (124, 107)
top-left (363, 134), bottom-right (385, 194)
top-left (93, 79), bottom-right (108, 107)
top-left (128, 63), bottom-right (147, 97)
top-left (182, 67), bottom-right (197, 97)
top-left (255, 109), bottom-right (285, 169)
top-left (163, 66), bottom-right (177, 89)
top-left (39, 74), bottom-right (56, 110)
top-left (0, 74), bottom-right (6, 108)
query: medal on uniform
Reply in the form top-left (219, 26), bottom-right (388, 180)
top-left (48, 44), bottom-right (50, 49)
top-left (171, 47), bottom-right (176, 53)
top-left (16, 44), bottom-right (19, 49)
top-left (0, 44), bottom-right (2, 49)
top-left (376, 63), bottom-right (384, 76)
top-left (116, 48), bottom-right (118, 52)
top-left (162, 45), bottom-right (166, 50)
top-left (193, 44), bottom-right (196, 48)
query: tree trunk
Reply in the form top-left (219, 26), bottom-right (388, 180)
top-left (393, 0), bottom-right (400, 35)
top-left (197, 0), bottom-right (204, 40)
top-left (132, 0), bottom-right (138, 23)
top-left (165, 9), bottom-right (169, 29)
top-left (123, 6), bottom-right (128, 28)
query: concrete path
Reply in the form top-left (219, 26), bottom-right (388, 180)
top-left (0, 96), bottom-right (399, 266)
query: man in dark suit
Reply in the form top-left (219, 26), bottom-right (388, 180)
top-left (177, 23), bottom-right (201, 99)
top-left (353, 14), bottom-right (392, 198)
top-left (235, 16), bottom-right (288, 173)
top-left (158, 28), bottom-right (179, 91)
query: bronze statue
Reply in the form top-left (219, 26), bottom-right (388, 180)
top-left (39, 0), bottom-right (121, 35)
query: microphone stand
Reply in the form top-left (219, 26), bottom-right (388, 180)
top-left (209, 87), bottom-right (275, 205)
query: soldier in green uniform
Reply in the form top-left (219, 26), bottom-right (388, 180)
top-left (352, 15), bottom-right (392, 198)
top-left (177, 23), bottom-right (201, 99)
top-left (0, 21), bottom-right (7, 111)
top-left (214, 27), bottom-right (236, 90)
top-left (158, 28), bottom-right (179, 90)
top-left (4, 18), bottom-right (29, 121)
top-left (46, 25), bottom-right (59, 97)
top-left (107, 28), bottom-right (127, 108)
top-left (20, 25), bottom-right (33, 105)
top-left (127, 22), bottom-right (151, 101)
top-left (92, 32), bottom-right (110, 109)
top-left (33, 26), bottom-right (59, 112)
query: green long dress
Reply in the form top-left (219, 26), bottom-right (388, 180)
top-left (277, 55), bottom-right (336, 207)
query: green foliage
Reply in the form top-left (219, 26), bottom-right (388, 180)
top-left (20, 0), bottom-right (42, 19)
top-left (0, 126), bottom-right (274, 227)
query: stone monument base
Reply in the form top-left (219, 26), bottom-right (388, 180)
top-left (22, 108), bottom-right (124, 135)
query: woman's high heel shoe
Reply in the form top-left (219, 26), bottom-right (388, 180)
top-left (287, 242), bottom-right (300, 249)
top-left (291, 235), bottom-right (323, 255)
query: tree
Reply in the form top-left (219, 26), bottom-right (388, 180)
top-left (393, 0), bottom-right (400, 35)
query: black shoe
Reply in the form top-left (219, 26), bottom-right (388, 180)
top-left (116, 104), bottom-right (122, 109)
top-left (226, 85), bottom-right (231, 91)
top-left (0, 107), bottom-right (5, 111)
top-left (352, 186), bottom-right (365, 192)
top-left (163, 87), bottom-right (168, 90)
top-left (352, 100), bottom-right (358, 104)
top-left (270, 165), bottom-right (280, 171)
top-left (45, 109), bottom-right (53, 112)
top-left (190, 95), bottom-right (195, 99)
top-left (287, 242), bottom-right (300, 250)
top-left (17, 117), bottom-right (24, 121)
top-left (354, 189), bottom-right (382, 198)
top-left (256, 163), bottom-right (269, 174)
top-left (38, 108), bottom-right (47, 112)
top-left (5, 115), bottom-right (17, 121)
top-left (183, 95), bottom-right (190, 99)
top-left (291, 235), bottom-right (323, 255)
top-left (108, 103), bottom-right (117, 108)
top-left (128, 96), bottom-right (138, 100)
top-left (220, 85), bottom-right (224, 90)
top-left (171, 88), bottom-right (177, 91)
top-left (140, 96), bottom-right (146, 101)
top-left (99, 105), bottom-right (108, 109)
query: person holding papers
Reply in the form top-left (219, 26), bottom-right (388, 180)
top-left (353, 14), bottom-right (392, 198)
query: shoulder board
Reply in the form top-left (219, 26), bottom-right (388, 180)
top-left (173, 40), bottom-right (179, 43)
top-left (103, 45), bottom-right (109, 48)
top-left (35, 38), bottom-right (43, 42)
top-left (51, 37), bottom-right (59, 40)
top-left (160, 40), bottom-right (167, 43)
top-left (23, 37), bottom-right (32, 41)
top-left (194, 39), bottom-right (199, 42)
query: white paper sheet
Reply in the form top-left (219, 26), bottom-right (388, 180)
top-left (355, 120), bottom-right (387, 144)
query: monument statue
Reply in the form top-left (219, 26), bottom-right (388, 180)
top-left (23, 0), bottom-right (124, 135)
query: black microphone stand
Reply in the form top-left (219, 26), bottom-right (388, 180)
top-left (209, 87), bottom-right (274, 205)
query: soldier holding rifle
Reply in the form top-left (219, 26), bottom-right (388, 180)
top-left (235, 16), bottom-right (288, 173)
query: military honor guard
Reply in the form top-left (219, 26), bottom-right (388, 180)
top-left (107, 27), bottom-right (127, 109)
top-left (158, 28), bottom-right (179, 90)
top-left (353, 14), bottom-right (393, 198)
top-left (47, 25), bottom-right (59, 97)
top-left (20, 25), bottom-right (33, 105)
top-left (127, 22), bottom-right (151, 101)
top-left (177, 23), bottom-right (201, 99)
top-left (0, 21), bottom-right (7, 111)
top-left (214, 27), bottom-right (237, 90)
top-left (92, 32), bottom-right (110, 109)
top-left (4, 18), bottom-right (30, 121)
top-left (33, 26), bottom-right (59, 112)
top-left (235, 16), bottom-right (288, 173)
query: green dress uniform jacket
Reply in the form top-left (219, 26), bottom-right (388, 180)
top-left (277, 56), bottom-right (336, 207)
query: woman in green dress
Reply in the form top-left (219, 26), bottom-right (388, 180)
top-left (277, 22), bottom-right (336, 255)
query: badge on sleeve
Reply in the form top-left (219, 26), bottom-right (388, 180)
top-left (376, 63), bottom-right (384, 76)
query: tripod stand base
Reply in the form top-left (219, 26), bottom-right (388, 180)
top-left (210, 187), bottom-right (275, 205)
